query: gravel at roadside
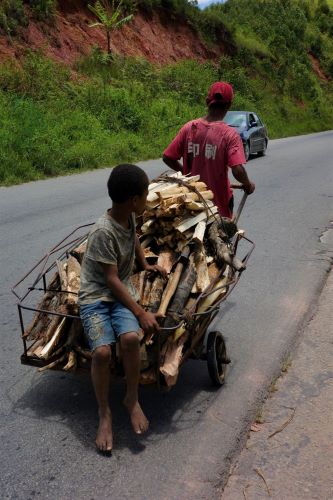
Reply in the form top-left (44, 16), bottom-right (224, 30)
top-left (222, 268), bottom-right (333, 500)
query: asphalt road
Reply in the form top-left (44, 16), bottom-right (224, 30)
top-left (1, 131), bottom-right (332, 499)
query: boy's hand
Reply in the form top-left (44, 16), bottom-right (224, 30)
top-left (144, 264), bottom-right (168, 279)
top-left (137, 310), bottom-right (163, 336)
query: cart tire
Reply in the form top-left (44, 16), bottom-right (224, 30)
top-left (207, 331), bottom-right (229, 386)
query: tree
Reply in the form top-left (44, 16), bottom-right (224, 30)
top-left (88, 0), bottom-right (134, 55)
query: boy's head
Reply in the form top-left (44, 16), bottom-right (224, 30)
top-left (107, 164), bottom-right (149, 214)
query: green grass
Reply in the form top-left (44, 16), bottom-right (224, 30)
top-left (1, 0), bottom-right (333, 185)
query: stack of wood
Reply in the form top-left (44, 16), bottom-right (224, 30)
top-left (23, 173), bottom-right (241, 386)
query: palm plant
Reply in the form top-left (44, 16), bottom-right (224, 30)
top-left (88, 0), bottom-right (134, 55)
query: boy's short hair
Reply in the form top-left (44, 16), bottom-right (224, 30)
top-left (107, 164), bottom-right (149, 203)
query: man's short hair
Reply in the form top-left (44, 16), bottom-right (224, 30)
top-left (107, 164), bottom-right (149, 203)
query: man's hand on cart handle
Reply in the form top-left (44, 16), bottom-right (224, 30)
top-left (231, 182), bottom-right (255, 194)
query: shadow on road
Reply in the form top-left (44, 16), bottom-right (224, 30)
top-left (12, 301), bottom-right (236, 455)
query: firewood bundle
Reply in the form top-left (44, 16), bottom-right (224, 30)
top-left (24, 254), bottom-right (91, 372)
top-left (24, 173), bottom-right (241, 386)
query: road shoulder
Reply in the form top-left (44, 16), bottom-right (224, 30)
top-left (222, 269), bottom-right (333, 499)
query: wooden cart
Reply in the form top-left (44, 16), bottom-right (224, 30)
top-left (12, 187), bottom-right (254, 387)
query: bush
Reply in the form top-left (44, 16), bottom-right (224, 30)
top-left (0, 0), bottom-right (28, 35)
top-left (28, 0), bottom-right (57, 21)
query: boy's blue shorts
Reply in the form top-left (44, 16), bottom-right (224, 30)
top-left (79, 300), bottom-right (140, 352)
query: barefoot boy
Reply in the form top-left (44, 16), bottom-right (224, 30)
top-left (79, 164), bottom-right (166, 454)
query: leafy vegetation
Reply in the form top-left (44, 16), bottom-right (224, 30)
top-left (0, 0), bottom-right (332, 185)
top-left (88, 0), bottom-right (134, 54)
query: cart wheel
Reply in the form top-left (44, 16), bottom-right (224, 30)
top-left (207, 331), bottom-right (230, 387)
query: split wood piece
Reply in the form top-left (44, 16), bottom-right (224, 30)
top-left (175, 206), bottom-right (218, 233)
top-left (162, 254), bottom-right (197, 329)
top-left (147, 174), bottom-right (199, 197)
top-left (160, 332), bottom-right (189, 386)
top-left (156, 181), bottom-right (208, 201)
top-left (196, 275), bottom-right (229, 314)
top-left (184, 190), bottom-right (214, 202)
top-left (38, 353), bottom-right (67, 373)
top-left (26, 337), bottom-right (45, 357)
top-left (192, 250), bottom-right (210, 293)
top-left (143, 248), bottom-right (158, 260)
top-left (157, 246), bottom-right (190, 317)
top-left (155, 204), bottom-right (186, 218)
top-left (65, 256), bottom-right (81, 305)
top-left (141, 219), bottom-right (155, 234)
top-left (39, 316), bottom-right (67, 360)
top-left (28, 292), bottom-right (63, 342)
top-left (157, 248), bottom-right (176, 274)
top-left (140, 235), bottom-right (153, 249)
top-left (208, 262), bottom-right (221, 282)
top-left (185, 200), bottom-right (214, 212)
top-left (160, 194), bottom-right (187, 210)
top-left (148, 275), bottom-right (166, 314)
top-left (147, 172), bottom-right (184, 195)
top-left (208, 221), bottom-right (245, 272)
top-left (141, 274), bottom-right (153, 308)
top-left (23, 272), bottom-right (59, 339)
top-left (56, 260), bottom-right (68, 295)
top-left (63, 350), bottom-right (77, 372)
top-left (70, 240), bottom-right (87, 264)
top-left (192, 221), bottom-right (207, 246)
top-left (156, 234), bottom-right (176, 248)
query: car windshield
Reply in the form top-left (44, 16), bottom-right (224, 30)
top-left (224, 111), bottom-right (247, 128)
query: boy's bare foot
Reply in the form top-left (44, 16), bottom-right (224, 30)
top-left (96, 409), bottom-right (113, 454)
top-left (123, 397), bottom-right (149, 434)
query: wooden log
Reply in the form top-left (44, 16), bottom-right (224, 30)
top-left (192, 221), bottom-right (206, 245)
top-left (39, 317), bottom-right (67, 360)
top-left (185, 200), bottom-right (214, 212)
top-left (208, 262), bottom-right (221, 282)
top-left (56, 260), bottom-right (68, 294)
top-left (66, 256), bottom-right (81, 304)
top-left (147, 275), bottom-right (165, 313)
top-left (63, 350), bottom-right (77, 372)
top-left (24, 272), bottom-right (59, 339)
top-left (157, 246), bottom-right (190, 316)
top-left (160, 332), bottom-right (189, 386)
top-left (193, 250), bottom-right (210, 293)
top-left (196, 275), bottom-right (229, 314)
top-left (38, 353), bottom-right (67, 373)
top-left (208, 221), bottom-right (246, 271)
top-left (184, 190), bottom-right (214, 202)
top-left (70, 240), bottom-right (87, 264)
top-left (157, 248), bottom-right (176, 274)
top-left (141, 275), bottom-right (153, 307)
top-left (175, 206), bottom-right (218, 233)
top-left (162, 254), bottom-right (197, 329)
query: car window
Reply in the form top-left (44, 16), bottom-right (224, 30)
top-left (249, 113), bottom-right (256, 125)
top-left (254, 113), bottom-right (263, 126)
top-left (224, 111), bottom-right (247, 127)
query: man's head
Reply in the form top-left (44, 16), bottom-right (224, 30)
top-left (206, 81), bottom-right (234, 113)
top-left (107, 164), bottom-right (149, 215)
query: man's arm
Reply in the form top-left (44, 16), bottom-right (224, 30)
top-left (102, 263), bottom-right (161, 334)
top-left (231, 164), bottom-right (255, 194)
top-left (162, 154), bottom-right (183, 173)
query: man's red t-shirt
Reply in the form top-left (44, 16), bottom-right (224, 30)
top-left (163, 118), bottom-right (245, 217)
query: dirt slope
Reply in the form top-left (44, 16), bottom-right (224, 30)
top-left (0, 0), bottom-right (234, 65)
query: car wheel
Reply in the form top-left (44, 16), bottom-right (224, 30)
top-left (257, 140), bottom-right (267, 157)
top-left (243, 141), bottom-right (250, 161)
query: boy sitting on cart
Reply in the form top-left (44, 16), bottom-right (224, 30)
top-left (79, 164), bottom-right (166, 454)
